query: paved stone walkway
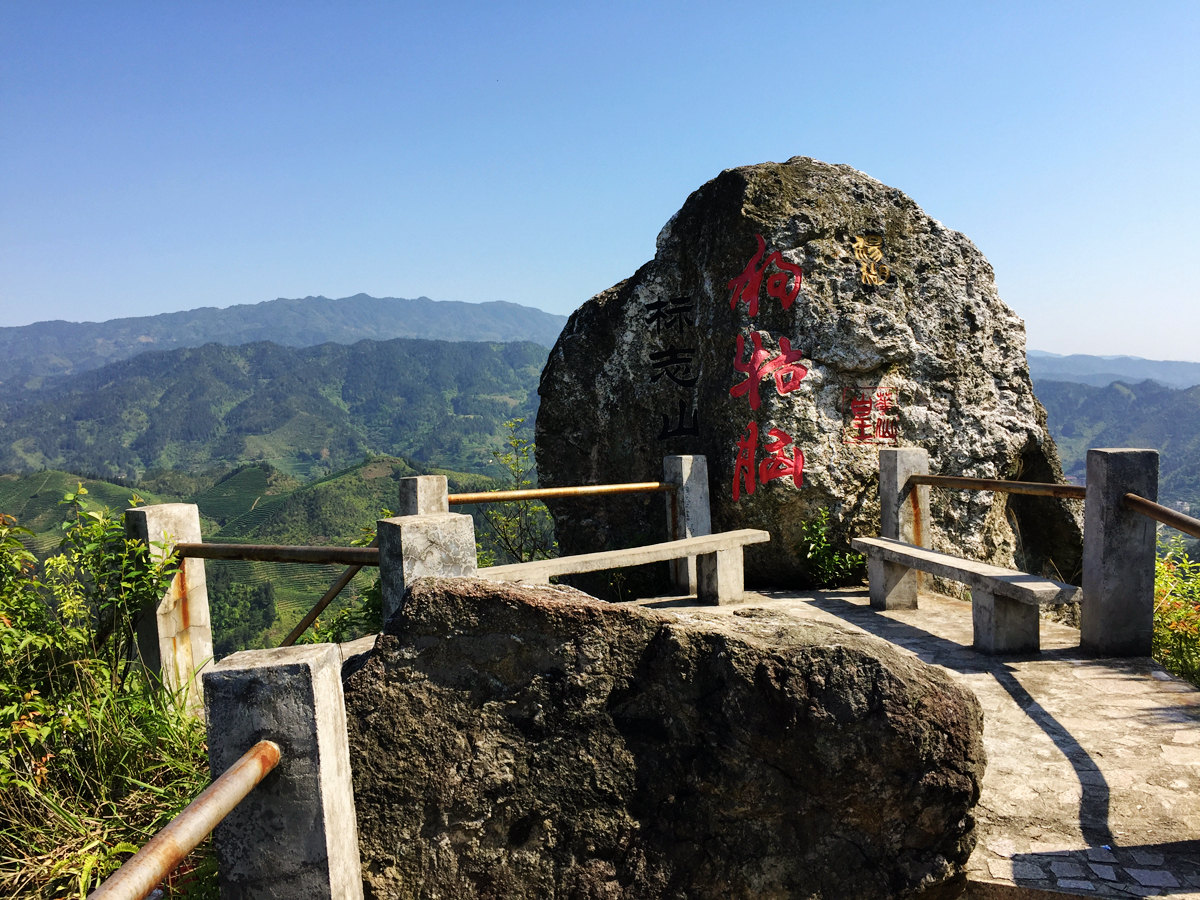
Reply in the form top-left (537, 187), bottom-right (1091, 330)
top-left (641, 588), bottom-right (1200, 899)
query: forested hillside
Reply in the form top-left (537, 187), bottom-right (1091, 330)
top-left (0, 337), bottom-right (546, 480)
top-left (0, 294), bottom-right (567, 380)
top-left (1035, 378), bottom-right (1200, 507)
top-left (0, 458), bottom-right (500, 654)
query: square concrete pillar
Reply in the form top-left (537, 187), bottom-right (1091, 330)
top-left (125, 503), bottom-right (214, 715)
top-left (879, 448), bottom-right (930, 546)
top-left (873, 448), bottom-right (929, 610)
top-left (664, 455), bottom-right (712, 594)
top-left (378, 513), bottom-right (477, 623)
top-left (399, 475), bottom-right (449, 516)
top-left (697, 546), bottom-right (743, 605)
top-left (1081, 448), bottom-right (1159, 656)
top-left (203, 643), bottom-right (363, 900)
top-left (867, 555), bottom-right (920, 610)
top-left (972, 589), bottom-right (1040, 654)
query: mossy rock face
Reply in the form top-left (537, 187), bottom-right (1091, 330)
top-left (345, 577), bottom-right (986, 900)
top-left (536, 157), bottom-right (1082, 588)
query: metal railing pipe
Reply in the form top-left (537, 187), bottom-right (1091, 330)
top-left (448, 481), bottom-right (674, 506)
top-left (175, 543), bottom-right (379, 566)
top-left (280, 538), bottom-right (378, 647)
top-left (89, 740), bottom-right (282, 900)
top-left (1123, 493), bottom-right (1200, 541)
top-left (908, 474), bottom-right (1087, 500)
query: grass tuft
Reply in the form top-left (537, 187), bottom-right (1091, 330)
top-left (1, 494), bottom-right (216, 898)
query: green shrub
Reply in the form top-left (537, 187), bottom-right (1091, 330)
top-left (0, 490), bottom-right (215, 898)
top-left (801, 509), bottom-right (866, 588)
top-left (1155, 533), bottom-right (1200, 686)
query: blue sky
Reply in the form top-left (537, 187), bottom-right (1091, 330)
top-left (2, 2), bottom-right (1198, 360)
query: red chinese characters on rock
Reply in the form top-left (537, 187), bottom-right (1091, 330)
top-left (732, 421), bottom-right (804, 501)
top-left (842, 386), bottom-right (900, 445)
top-left (725, 235), bottom-right (810, 501)
top-left (729, 333), bottom-right (808, 410)
top-left (727, 235), bottom-right (803, 317)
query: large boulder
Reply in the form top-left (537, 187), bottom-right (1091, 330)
top-left (536, 157), bottom-right (1082, 590)
top-left (344, 577), bottom-right (986, 899)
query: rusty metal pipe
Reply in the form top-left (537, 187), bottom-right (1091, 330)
top-left (280, 538), bottom-right (378, 648)
top-left (89, 740), bottom-right (281, 900)
top-left (175, 543), bottom-right (379, 566)
top-left (908, 474), bottom-right (1087, 500)
top-left (448, 482), bottom-right (675, 505)
top-left (1123, 493), bottom-right (1200, 540)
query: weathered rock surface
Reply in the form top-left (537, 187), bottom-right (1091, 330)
top-left (536, 157), bottom-right (1082, 590)
top-left (344, 577), bottom-right (986, 899)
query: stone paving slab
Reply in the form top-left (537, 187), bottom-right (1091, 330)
top-left (636, 588), bottom-right (1200, 898)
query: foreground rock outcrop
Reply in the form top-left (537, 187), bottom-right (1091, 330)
top-left (536, 156), bottom-right (1082, 589)
top-left (344, 577), bottom-right (986, 899)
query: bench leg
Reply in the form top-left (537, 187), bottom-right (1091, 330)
top-left (972, 588), bottom-right (1040, 654)
top-left (697, 548), bottom-right (744, 606)
top-left (868, 557), bottom-right (919, 610)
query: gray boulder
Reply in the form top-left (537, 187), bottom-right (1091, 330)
top-left (535, 157), bottom-right (1082, 590)
top-left (344, 577), bottom-right (986, 899)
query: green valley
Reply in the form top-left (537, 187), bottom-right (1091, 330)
top-left (0, 456), bottom-right (504, 656)
top-left (0, 332), bottom-right (553, 658)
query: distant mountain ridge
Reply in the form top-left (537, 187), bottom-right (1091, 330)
top-left (1028, 350), bottom-right (1200, 389)
top-left (0, 294), bottom-right (568, 382)
top-left (0, 337), bottom-right (546, 481)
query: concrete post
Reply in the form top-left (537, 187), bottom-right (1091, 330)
top-left (871, 448), bottom-right (930, 610)
top-left (125, 503), bottom-right (214, 715)
top-left (664, 455), bottom-right (712, 594)
top-left (697, 547), bottom-right (743, 605)
top-left (203, 644), bottom-right (363, 900)
top-left (867, 554), bottom-right (922, 612)
top-left (880, 448), bottom-right (930, 546)
top-left (972, 588), bottom-right (1040, 654)
top-left (1081, 448), bottom-right (1159, 656)
top-left (378, 513), bottom-right (477, 623)
top-left (399, 475), bottom-right (449, 516)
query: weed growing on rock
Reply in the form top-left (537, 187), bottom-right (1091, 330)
top-left (801, 509), bottom-right (866, 588)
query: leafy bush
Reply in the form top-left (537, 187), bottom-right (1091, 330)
top-left (801, 509), bottom-right (866, 588)
top-left (0, 490), bottom-right (215, 898)
top-left (1155, 533), bottom-right (1200, 686)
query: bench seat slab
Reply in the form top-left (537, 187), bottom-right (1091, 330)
top-left (852, 537), bottom-right (1080, 606)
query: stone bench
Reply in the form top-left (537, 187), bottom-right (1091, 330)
top-left (480, 529), bottom-right (770, 605)
top-left (851, 536), bottom-right (1081, 654)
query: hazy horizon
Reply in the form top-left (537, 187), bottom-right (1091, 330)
top-left (3, 3), bottom-right (1197, 359)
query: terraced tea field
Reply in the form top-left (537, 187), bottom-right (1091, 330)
top-left (0, 469), bottom-right (169, 536)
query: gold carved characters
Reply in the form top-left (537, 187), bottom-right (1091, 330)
top-left (851, 234), bottom-right (890, 286)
